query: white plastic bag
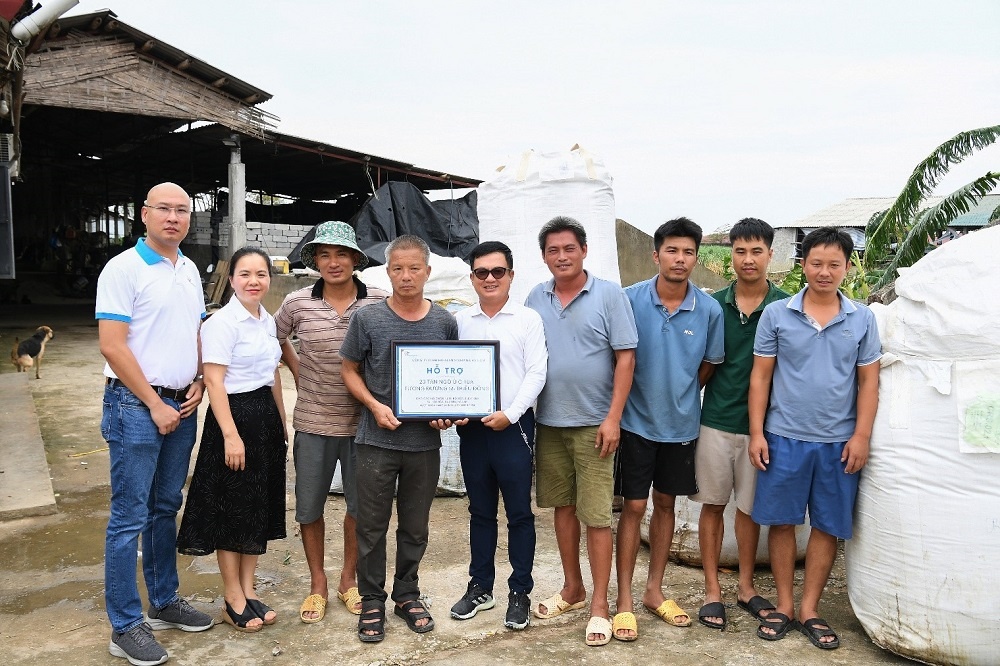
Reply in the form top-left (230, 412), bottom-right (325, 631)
top-left (846, 226), bottom-right (1000, 665)
top-left (477, 145), bottom-right (621, 304)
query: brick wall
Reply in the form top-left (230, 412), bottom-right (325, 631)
top-left (184, 212), bottom-right (308, 262)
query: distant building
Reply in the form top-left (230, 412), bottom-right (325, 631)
top-left (768, 194), bottom-right (998, 273)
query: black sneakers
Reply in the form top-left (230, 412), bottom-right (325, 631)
top-left (450, 581), bottom-right (496, 620)
top-left (109, 622), bottom-right (168, 665)
top-left (504, 591), bottom-right (530, 630)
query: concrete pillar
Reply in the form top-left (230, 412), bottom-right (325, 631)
top-left (225, 134), bottom-right (246, 260)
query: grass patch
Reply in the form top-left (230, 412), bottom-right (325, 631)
top-left (699, 245), bottom-right (732, 279)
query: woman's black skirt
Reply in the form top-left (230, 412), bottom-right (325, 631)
top-left (178, 385), bottom-right (287, 556)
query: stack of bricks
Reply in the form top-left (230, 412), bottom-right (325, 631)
top-left (244, 221), bottom-right (304, 256)
top-left (188, 211), bottom-right (215, 247)
top-left (182, 215), bottom-right (308, 258)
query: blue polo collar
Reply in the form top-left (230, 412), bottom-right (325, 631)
top-left (787, 286), bottom-right (858, 315)
top-left (543, 269), bottom-right (594, 295)
top-left (647, 276), bottom-right (697, 312)
top-left (135, 237), bottom-right (185, 266)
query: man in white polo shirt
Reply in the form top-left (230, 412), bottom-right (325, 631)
top-left (97, 182), bottom-right (214, 666)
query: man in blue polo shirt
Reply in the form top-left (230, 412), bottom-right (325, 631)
top-left (612, 217), bottom-right (724, 642)
top-left (525, 216), bottom-right (637, 647)
top-left (749, 226), bottom-right (880, 649)
top-left (97, 182), bottom-right (214, 666)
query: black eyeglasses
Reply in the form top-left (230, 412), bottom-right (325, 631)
top-left (472, 267), bottom-right (510, 280)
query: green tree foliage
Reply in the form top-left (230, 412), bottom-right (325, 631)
top-left (863, 125), bottom-right (1000, 290)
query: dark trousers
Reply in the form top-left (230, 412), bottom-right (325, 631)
top-left (355, 443), bottom-right (440, 605)
top-left (457, 410), bottom-right (536, 594)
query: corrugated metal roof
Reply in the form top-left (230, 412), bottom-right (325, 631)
top-left (950, 194), bottom-right (1000, 228)
top-left (776, 196), bottom-right (944, 229)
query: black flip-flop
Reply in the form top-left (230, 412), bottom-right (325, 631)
top-left (394, 599), bottom-right (435, 634)
top-left (697, 602), bottom-right (727, 631)
top-left (756, 612), bottom-right (795, 641)
top-left (737, 595), bottom-right (776, 620)
top-left (246, 598), bottom-right (276, 625)
top-left (798, 617), bottom-right (840, 649)
top-left (358, 602), bottom-right (386, 643)
top-left (221, 600), bottom-right (263, 633)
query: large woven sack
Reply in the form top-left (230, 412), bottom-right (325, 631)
top-left (477, 145), bottom-right (621, 304)
top-left (846, 226), bottom-right (1000, 665)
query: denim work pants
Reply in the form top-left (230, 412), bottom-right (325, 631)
top-left (355, 443), bottom-right (439, 605)
top-left (102, 383), bottom-right (197, 633)
top-left (456, 410), bottom-right (536, 594)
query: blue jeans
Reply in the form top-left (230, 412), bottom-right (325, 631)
top-left (102, 383), bottom-right (197, 632)
top-left (456, 410), bottom-right (535, 594)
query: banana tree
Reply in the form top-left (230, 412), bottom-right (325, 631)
top-left (863, 125), bottom-right (1000, 290)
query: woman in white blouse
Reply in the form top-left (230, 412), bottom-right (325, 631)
top-left (178, 247), bottom-right (287, 632)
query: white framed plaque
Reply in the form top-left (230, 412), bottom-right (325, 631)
top-left (391, 340), bottom-right (500, 421)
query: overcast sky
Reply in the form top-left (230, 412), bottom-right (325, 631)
top-left (72, 1), bottom-right (1000, 234)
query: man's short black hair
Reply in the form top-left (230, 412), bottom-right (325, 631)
top-left (654, 217), bottom-right (702, 252)
top-left (538, 216), bottom-right (587, 251)
top-left (801, 226), bottom-right (853, 262)
top-left (730, 218), bottom-right (775, 248)
top-left (469, 241), bottom-right (514, 269)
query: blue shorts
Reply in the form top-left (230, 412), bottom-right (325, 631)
top-left (750, 432), bottom-right (859, 540)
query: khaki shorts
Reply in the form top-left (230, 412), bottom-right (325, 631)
top-left (691, 425), bottom-right (757, 514)
top-left (535, 425), bottom-right (614, 528)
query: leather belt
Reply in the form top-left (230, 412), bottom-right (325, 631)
top-left (106, 377), bottom-right (190, 402)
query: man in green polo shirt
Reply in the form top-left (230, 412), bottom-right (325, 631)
top-left (692, 218), bottom-right (789, 631)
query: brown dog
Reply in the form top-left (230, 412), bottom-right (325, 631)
top-left (11, 326), bottom-right (54, 379)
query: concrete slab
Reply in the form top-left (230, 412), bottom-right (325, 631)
top-left (0, 372), bottom-right (58, 519)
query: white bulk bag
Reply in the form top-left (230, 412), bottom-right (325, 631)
top-left (477, 145), bottom-right (621, 305)
top-left (846, 225), bottom-right (1000, 665)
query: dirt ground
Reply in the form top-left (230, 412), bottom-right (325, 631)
top-left (0, 302), bottom-right (913, 666)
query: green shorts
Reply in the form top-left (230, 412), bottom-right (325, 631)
top-left (535, 424), bottom-right (614, 528)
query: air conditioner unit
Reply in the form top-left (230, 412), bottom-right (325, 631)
top-left (0, 134), bottom-right (17, 178)
top-left (0, 134), bottom-right (13, 162)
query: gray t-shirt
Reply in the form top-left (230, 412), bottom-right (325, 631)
top-left (340, 299), bottom-right (459, 451)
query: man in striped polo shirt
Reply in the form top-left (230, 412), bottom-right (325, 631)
top-left (276, 221), bottom-right (388, 624)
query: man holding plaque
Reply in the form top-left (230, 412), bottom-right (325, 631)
top-left (525, 216), bottom-right (638, 647)
top-left (448, 241), bottom-right (548, 631)
top-left (340, 235), bottom-right (459, 643)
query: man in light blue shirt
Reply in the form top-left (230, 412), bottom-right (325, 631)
top-left (749, 227), bottom-right (880, 649)
top-left (525, 216), bottom-right (637, 647)
top-left (613, 217), bottom-right (724, 640)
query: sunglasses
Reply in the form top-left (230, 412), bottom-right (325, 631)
top-left (472, 267), bottom-right (510, 280)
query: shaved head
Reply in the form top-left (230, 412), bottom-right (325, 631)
top-left (146, 182), bottom-right (190, 204)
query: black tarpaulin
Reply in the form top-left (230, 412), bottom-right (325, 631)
top-left (288, 182), bottom-right (479, 267)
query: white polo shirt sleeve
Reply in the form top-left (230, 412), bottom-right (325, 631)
top-left (95, 260), bottom-right (135, 322)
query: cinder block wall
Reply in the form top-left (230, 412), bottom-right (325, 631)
top-left (182, 214), bottom-right (305, 273)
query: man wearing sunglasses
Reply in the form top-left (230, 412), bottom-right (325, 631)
top-left (448, 241), bottom-right (547, 631)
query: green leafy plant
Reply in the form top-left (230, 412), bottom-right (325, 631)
top-left (779, 263), bottom-right (804, 294)
top-left (864, 125), bottom-right (1000, 290)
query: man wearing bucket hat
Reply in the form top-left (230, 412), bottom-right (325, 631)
top-left (275, 221), bottom-right (389, 624)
